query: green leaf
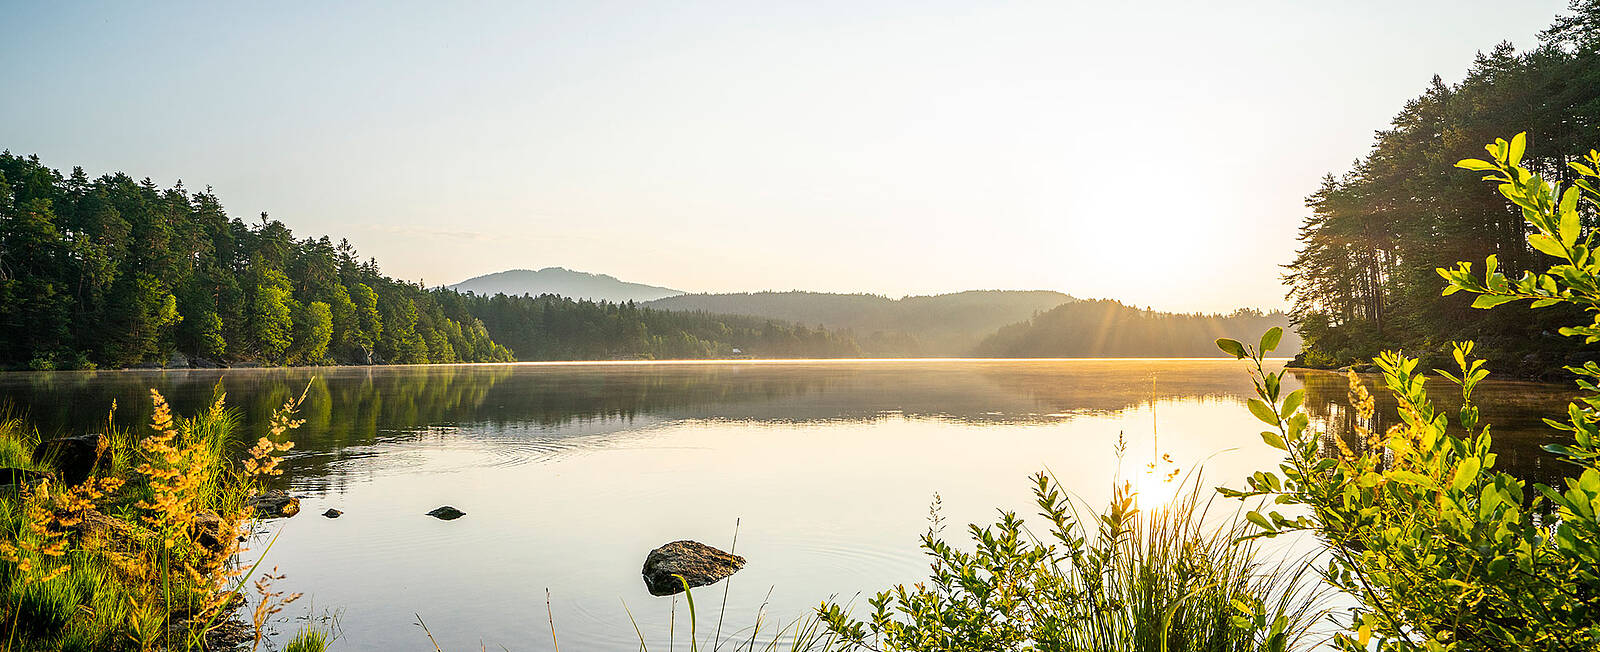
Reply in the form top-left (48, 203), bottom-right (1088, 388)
top-left (1259, 431), bottom-right (1287, 450)
top-left (1245, 510), bottom-right (1274, 531)
top-left (1259, 327), bottom-right (1283, 354)
top-left (1451, 457), bottom-right (1481, 491)
top-left (1216, 338), bottom-right (1247, 359)
top-left (1471, 295), bottom-right (1519, 309)
top-left (1389, 470), bottom-right (1437, 489)
top-left (1457, 158), bottom-right (1497, 171)
top-left (1280, 389), bottom-right (1304, 417)
top-left (1561, 187), bottom-right (1581, 248)
top-left (1248, 399), bottom-right (1280, 426)
top-left (1529, 234), bottom-right (1568, 258)
top-left (1509, 132), bottom-right (1527, 166)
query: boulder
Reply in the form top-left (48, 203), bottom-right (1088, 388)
top-left (33, 434), bottom-right (107, 485)
top-left (426, 506), bottom-right (465, 520)
top-left (167, 350), bottom-right (190, 369)
top-left (78, 509), bottom-right (155, 553)
top-left (0, 466), bottom-right (52, 488)
top-left (322, 509), bottom-right (342, 518)
top-left (191, 510), bottom-right (234, 555)
top-left (641, 540), bottom-right (746, 596)
top-left (247, 490), bottom-right (300, 519)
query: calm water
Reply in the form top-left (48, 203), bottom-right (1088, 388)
top-left (0, 360), bottom-right (1576, 650)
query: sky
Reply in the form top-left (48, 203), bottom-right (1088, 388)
top-left (0, 0), bottom-right (1573, 312)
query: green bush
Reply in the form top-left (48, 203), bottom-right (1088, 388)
top-left (817, 472), bottom-right (1328, 652)
top-left (1219, 134), bottom-right (1600, 650)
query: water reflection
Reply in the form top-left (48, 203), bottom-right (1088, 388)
top-left (0, 360), bottom-right (1579, 651)
top-left (1288, 368), bottom-right (1576, 487)
top-left (0, 361), bottom-right (1574, 485)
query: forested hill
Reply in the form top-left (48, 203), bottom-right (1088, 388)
top-left (1285, 6), bottom-right (1600, 378)
top-left (643, 290), bottom-right (1074, 356)
top-left (973, 300), bottom-right (1299, 358)
top-left (449, 267), bottom-right (682, 303)
top-left (0, 153), bottom-right (859, 369)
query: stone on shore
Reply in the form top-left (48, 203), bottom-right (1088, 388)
top-left (32, 433), bottom-right (107, 485)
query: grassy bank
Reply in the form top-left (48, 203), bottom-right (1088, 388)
top-left (0, 389), bottom-right (326, 651)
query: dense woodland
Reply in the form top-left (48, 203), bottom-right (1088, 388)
top-left (0, 154), bottom-right (859, 369)
top-left (1286, 4), bottom-right (1600, 376)
top-left (973, 300), bottom-right (1298, 358)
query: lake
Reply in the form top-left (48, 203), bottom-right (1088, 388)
top-left (0, 359), bottom-right (1576, 650)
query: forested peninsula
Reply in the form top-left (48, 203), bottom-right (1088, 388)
top-left (0, 153), bottom-right (858, 369)
top-left (1287, 14), bottom-right (1600, 378)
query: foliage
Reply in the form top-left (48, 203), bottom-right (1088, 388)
top-left (0, 389), bottom-right (305, 650)
top-left (460, 291), bottom-right (862, 360)
top-left (0, 154), bottom-right (514, 368)
top-left (1217, 134), bottom-right (1600, 650)
top-left (0, 152), bottom-right (869, 367)
top-left (1284, 3), bottom-right (1600, 375)
top-left (816, 472), bottom-right (1327, 652)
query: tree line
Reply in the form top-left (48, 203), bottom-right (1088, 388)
top-left (0, 153), bottom-right (858, 369)
top-left (1285, 3), bottom-right (1600, 377)
top-left (973, 299), bottom-right (1297, 358)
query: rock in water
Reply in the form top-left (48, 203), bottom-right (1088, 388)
top-left (426, 506), bottom-right (465, 520)
top-left (641, 540), bottom-right (746, 596)
top-left (248, 490), bottom-right (301, 519)
top-left (33, 434), bottom-right (106, 485)
top-left (322, 509), bottom-right (342, 518)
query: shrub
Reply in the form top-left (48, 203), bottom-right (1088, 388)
top-left (1218, 134), bottom-right (1600, 650)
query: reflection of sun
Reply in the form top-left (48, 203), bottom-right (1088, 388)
top-left (1132, 466), bottom-right (1179, 508)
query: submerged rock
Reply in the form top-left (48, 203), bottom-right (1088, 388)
top-left (33, 433), bottom-right (107, 485)
top-left (248, 490), bottom-right (301, 519)
top-left (322, 509), bottom-right (342, 518)
top-left (641, 540), bottom-right (746, 596)
top-left (426, 506), bottom-right (465, 520)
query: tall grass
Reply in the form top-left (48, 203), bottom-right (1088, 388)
top-left (0, 388), bottom-right (307, 651)
top-left (817, 470), bottom-right (1330, 652)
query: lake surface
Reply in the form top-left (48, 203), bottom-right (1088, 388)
top-left (0, 360), bottom-right (1576, 650)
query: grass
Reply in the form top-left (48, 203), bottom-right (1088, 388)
top-left (816, 469), bottom-right (1331, 652)
top-left (0, 388), bottom-right (307, 651)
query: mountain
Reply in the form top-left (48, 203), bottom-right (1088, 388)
top-left (449, 268), bottom-right (683, 303)
top-left (644, 290), bottom-right (1075, 356)
top-left (973, 300), bottom-right (1300, 358)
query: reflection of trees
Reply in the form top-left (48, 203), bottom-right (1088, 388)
top-left (1289, 369), bottom-right (1575, 487)
top-left (0, 363), bottom-right (1578, 490)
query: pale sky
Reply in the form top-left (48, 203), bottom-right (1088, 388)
top-left (0, 1), bottom-right (1570, 312)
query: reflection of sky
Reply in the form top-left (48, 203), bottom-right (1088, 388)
top-left (262, 403), bottom-right (1297, 651)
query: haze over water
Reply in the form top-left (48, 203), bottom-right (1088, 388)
top-left (0, 359), bottom-right (1573, 650)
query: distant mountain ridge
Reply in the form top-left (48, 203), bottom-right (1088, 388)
top-left (644, 290), bottom-right (1075, 356)
top-left (449, 267), bottom-right (683, 303)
